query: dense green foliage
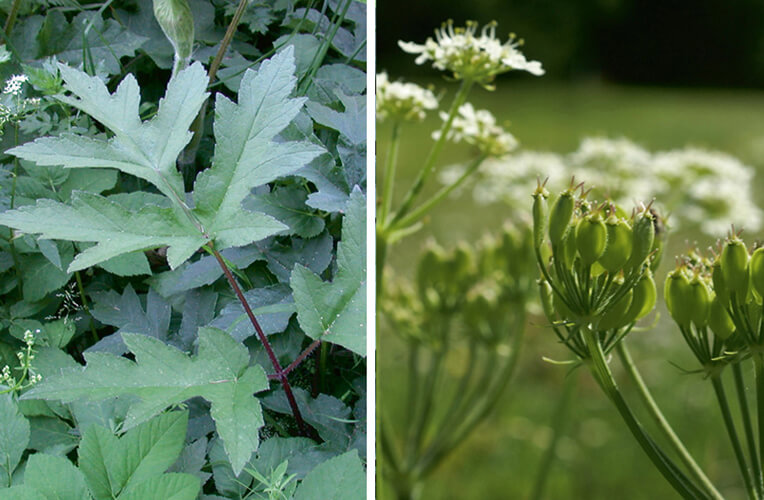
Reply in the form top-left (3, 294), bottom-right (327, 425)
top-left (0, 1), bottom-right (367, 498)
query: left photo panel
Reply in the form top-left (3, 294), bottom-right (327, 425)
top-left (0, 1), bottom-right (367, 498)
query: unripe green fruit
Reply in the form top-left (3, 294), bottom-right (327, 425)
top-left (598, 217), bottom-right (632, 273)
top-left (721, 238), bottom-right (750, 299)
top-left (576, 215), bottom-right (608, 267)
top-left (553, 290), bottom-right (575, 321)
top-left (750, 247), bottom-right (764, 298)
top-left (708, 296), bottom-right (735, 340)
top-left (549, 191), bottom-right (575, 247)
top-left (712, 259), bottom-right (730, 306)
top-left (628, 210), bottom-right (655, 271)
top-left (624, 270), bottom-right (657, 322)
top-left (560, 227), bottom-right (578, 268)
top-left (665, 269), bottom-right (694, 329)
top-left (532, 190), bottom-right (548, 250)
top-left (539, 279), bottom-right (555, 321)
top-left (597, 289), bottom-right (633, 331)
top-left (688, 277), bottom-right (711, 328)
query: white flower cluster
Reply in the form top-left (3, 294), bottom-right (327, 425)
top-left (3, 74), bottom-right (28, 96)
top-left (0, 329), bottom-right (42, 392)
top-left (376, 72), bottom-right (438, 122)
top-left (441, 137), bottom-right (762, 237)
top-left (398, 20), bottom-right (544, 85)
top-left (433, 103), bottom-right (518, 157)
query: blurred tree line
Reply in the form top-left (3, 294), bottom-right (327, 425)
top-left (378, 0), bottom-right (764, 87)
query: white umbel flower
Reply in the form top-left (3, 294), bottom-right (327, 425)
top-left (433, 102), bottom-right (517, 157)
top-left (3, 74), bottom-right (28, 96)
top-left (376, 72), bottom-right (438, 122)
top-left (399, 20), bottom-right (544, 85)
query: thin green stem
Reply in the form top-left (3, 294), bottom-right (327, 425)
top-left (3, 0), bottom-right (21, 37)
top-left (582, 327), bottom-right (708, 499)
top-left (379, 122), bottom-right (401, 226)
top-left (392, 154), bottom-right (487, 231)
top-left (733, 361), bottom-right (763, 497)
top-left (179, 0), bottom-right (248, 177)
top-left (74, 271), bottom-right (99, 344)
top-left (754, 354), bottom-right (764, 497)
top-left (711, 375), bottom-right (757, 500)
top-left (390, 79), bottom-right (474, 225)
top-left (529, 371), bottom-right (577, 500)
top-left (616, 342), bottom-right (723, 500)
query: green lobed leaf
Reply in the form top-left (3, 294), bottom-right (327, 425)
top-left (293, 450), bottom-right (365, 500)
top-left (290, 189), bottom-right (366, 355)
top-left (0, 191), bottom-right (207, 273)
top-left (19, 453), bottom-right (91, 500)
top-left (192, 46), bottom-right (325, 249)
top-left (88, 285), bottom-right (171, 355)
top-left (0, 393), bottom-right (30, 487)
top-left (37, 11), bottom-right (147, 75)
top-left (9, 62), bottom-right (207, 202)
top-left (116, 473), bottom-right (200, 500)
top-left (23, 328), bottom-right (268, 475)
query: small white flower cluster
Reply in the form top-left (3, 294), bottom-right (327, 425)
top-left (398, 20), bottom-right (544, 85)
top-left (3, 74), bottom-right (28, 96)
top-left (0, 73), bottom-right (41, 135)
top-left (376, 72), bottom-right (438, 123)
top-left (441, 137), bottom-right (762, 237)
top-left (433, 102), bottom-right (518, 157)
top-left (0, 329), bottom-right (42, 392)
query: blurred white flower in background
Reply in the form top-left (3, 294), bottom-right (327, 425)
top-left (376, 72), bottom-right (439, 123)
top-left (440, 136), bottom-right (762, 237)
top-left (433, 103), bottom-right (518, 157)
top-left (399, 20), bottom-right (544, 86)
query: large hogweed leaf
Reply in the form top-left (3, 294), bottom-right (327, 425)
top-left (22, 328), bottom-right (269, 475)
top-left (290, 189), bottom-right (366, 356)
top-left (0, 47), bottom-right (324, 273)
top-left (191, 47), bottom-right (325, 248)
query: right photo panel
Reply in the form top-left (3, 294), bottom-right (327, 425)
top-left (376, 1), bottom-right (764, 499)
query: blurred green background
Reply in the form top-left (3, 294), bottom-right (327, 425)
top-left (377, 0), bottom-right (764, 498)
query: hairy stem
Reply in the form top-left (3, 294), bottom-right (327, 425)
top-left (583, 328), bottom-right (708, 499)
top-left (711, 375), bottom-right (757, 500)
top-left (733, 362), bottom-right (763, 498)
top-left (529, 371), bottom-right (577, 500)
top-left (392, 154), bottom-right (486, 231)
top-left (616, 342), bottom-right (722, 499)
top-left (389, 79), bottom-right (474, 225)
top-left (269, 339), bottom-right (321, 381)
top-left (209, 244), bottom-right (308, 435)
top-left (379, 122), bottom-right (401, 226)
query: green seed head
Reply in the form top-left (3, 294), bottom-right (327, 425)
top-left (711, 258), bottom-right (730, 306)
top-left (539, 279), bottom-right (555, 321)
top-left (532, 185), bottom-right (549, 250)
top-left (750, 247), bottom-right (764, 298)
top-left (598, 216), bottom-right (633, 273)
top-left (153, 0), bottom-right (195, 61)
top-left (548, 190), bottom-right (575, 247)
top-left (575, 214), bottom-right (608, 267)
top-left (708, 295), bottom-right (735, 340)
top-left (721, 236), bottom-right (750, 299)
top-left (597, 288), bottom-right (633, 331)
top-left (665, 268), bottom-right (694, 329)
top-left (560, 225), bottom-right (578, 268)
top-left (688, 276), bottom-right (711, 328)
top-left (624, 269), bottom-right (657, 322)
top-left (628, 208), bottom-right (655, 271)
